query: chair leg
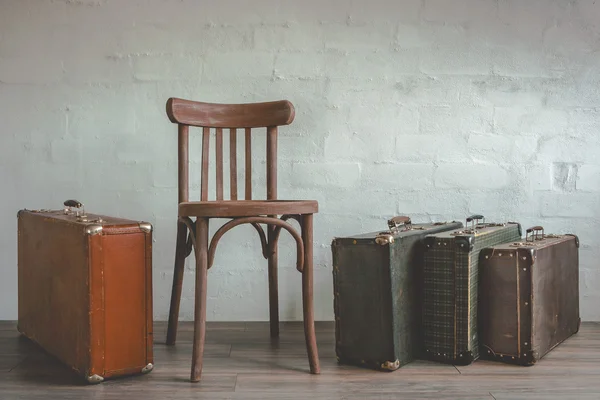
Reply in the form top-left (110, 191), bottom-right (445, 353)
top-left (301, 214), bottom-right (320, 374)
top-left (191, 217), bottom-right (209, 383)
top-left (267, 225), bottom-right (279, 338)
top-left (166, 220), bottom-right (188, 346)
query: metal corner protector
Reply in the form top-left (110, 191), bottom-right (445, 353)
top-left (139, 222), bottom-right (152, 233)
top-left (141, 363), bottom-right (154, 373)
top-left (86, 374), bottom-right (104, 384)
top-left (85, 224), bottom-right (103, 236)
top-left (375, 233), bottom-right (394, 245)
top-left (380, 359), bottom-right (400, 371)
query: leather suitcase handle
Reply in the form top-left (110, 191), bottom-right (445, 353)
top-left (387, 216), bottom-right (412, 233)
top-left (466, 214), bottom-right (485, 230)
top-left (526, 226), bottom-right (544, 241)
top-left (63, 199), bottom-right (86, 218)
top-left (466, 214), bottom-right (484, 223)
top-left (64, 199), bottom-right (83, 208)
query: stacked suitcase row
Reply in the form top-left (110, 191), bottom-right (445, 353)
top-left (331, 215), bottom-right (580, 371)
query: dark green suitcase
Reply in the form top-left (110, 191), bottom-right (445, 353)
top-left (331, 216), bottom-right (463, 371)
top-left (421, 215), bottom-right (522, 365)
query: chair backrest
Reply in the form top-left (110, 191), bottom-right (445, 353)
top-left (166, 97), bottom-right (295, 203)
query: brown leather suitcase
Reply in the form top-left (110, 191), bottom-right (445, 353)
top-left (479, 226), bottom-right (580, 365)
top-left (17, 200), bottom-right (154, 383)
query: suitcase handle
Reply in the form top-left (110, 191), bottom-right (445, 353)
top-left (526, 226), bottom-right (544, 241)
top-left (387, 216), bottom-right (412, 233)
top-left (466, 214), bottom-right (485, 230)
top-left (64, 199), bottom-right (83, 208)
top-left (63, 199), bottom-right (85, 217)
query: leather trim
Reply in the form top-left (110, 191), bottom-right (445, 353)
top-left (482, 349), bottom-right (537, 366)
top-left (422, 350), bottom-right (473, 365)
top-left (566, 234), bottom-right (580, 248)
top-left (455, 236), bottom-right (474, 252)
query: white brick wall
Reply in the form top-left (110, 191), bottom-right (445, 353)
top-left (1, 0), bottom-right (600, 321)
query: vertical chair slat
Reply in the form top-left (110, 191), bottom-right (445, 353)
top-left (266, 126), bottom-right (277, 200)
top-left (201, 127), bottom-right (210, 201)
top-left (178, 125), bottom-right (189, 203)
top-left (216, 128), bottom-right (224, 201)
top-left (245, 128), bottom-right (252, 200)
top-left (229, 128), bottom-right (237, 200)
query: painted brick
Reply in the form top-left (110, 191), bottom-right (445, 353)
top-left (423, 0), bottom-right (497, 25)
top-left (394, 76), bottom-right (460, 106)
top-left (133, 55), bottom-right (203, 82)
top-left (291, 162), bottom-right (360, 189)
top-left (577, 165), bottom-right (600, 192)
top-left (397, 190), bottom-right (468, 217)
top-left (203, 52), bottom-right (274, 82)
top-left (324, 131), bottom-right (396, 162)
top-left (434, 164), bottom-right (509, 189)
top-left (494, 107), bottom-right (569, 136)
top-left (467, 134), bottom-right (538, 164)
top-left (497, 0), bottom-right (554, 45)
top-left (361, 163), bottom-right (434, 190)
top-left (396, 134), bottom-right (470, 163)
top-left (292, 186), bottom-right (395, 217)
top-left (465, 190), bottom-right (535, 221)
top-left (539, 192), bottom-right (600, 218)
top-left (345, 105), bottom-right (419, 137)
top-left (63, 55), bottom-right (132, 84)
top-left (568, 108), bottom-right (600, 139)
top-left (464, 77), bottom-right (546, 108)
top-left (0, 56), bottom-right (63, 84)
top-left (349, 0), bottom-right (420, 23)
top-left (492, 48), bottom-right (564, 78)
top-left (273, 53), bottom-right (331, 79)
top-left (420, 106), bottom-right (493, 136)
top-left (278, 135), bottom-right (325, 161)
top-left (527, 164), bottom-right (553, 191)
top-left (538, 136), bottom-right (600, 164)
top-left (274, 0), bottom-right (350, 24)
top-left (419, 44), bottom-right (492, 76)
top-left (254, 24), bottom-right (324, 51)
top-left (395, 24), bottom-right (427, 49)
top-left (322, 23), bottom-right (396, 51)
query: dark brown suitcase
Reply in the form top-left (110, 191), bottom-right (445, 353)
top-left (479, 226), bottom-right (580, 365)
top-left (17, 200), bottom-right (154, 383)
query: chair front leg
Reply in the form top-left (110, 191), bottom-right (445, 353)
top-left (166, 220), bottom-right (189, 345)
top-left (267, 224), bottom-right (279, 338)
top-left (301, 214), bottom-right (320, 374)
top-left (191, 217), bottom-right (209, 382)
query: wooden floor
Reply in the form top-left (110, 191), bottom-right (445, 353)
top-left (0, 321), bottom-right (599, 399)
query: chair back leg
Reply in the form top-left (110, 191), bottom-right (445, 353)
top-left (267, 225), bottom-right (280, 338)
top-left (191, 218), bottom-right (210, 382)
top-left (166, 221), bottom-right (189, 345)
top-left (301, 214), bottom-right (321, 374)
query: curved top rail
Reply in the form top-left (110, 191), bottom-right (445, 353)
top-left (166, 97), bottom-right (295, 128)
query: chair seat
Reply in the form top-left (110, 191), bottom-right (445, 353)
top-left (179, 200), bottom-right (318, 218)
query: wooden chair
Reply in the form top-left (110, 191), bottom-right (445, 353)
top-left (164, 97), bottom-right (321, 382)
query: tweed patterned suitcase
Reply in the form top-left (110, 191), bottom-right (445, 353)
top-left (332, 216), bottom-right (463, 371)
top-left (479, 226), bottom-right (580, 365)
top-left (421, 215), bottom-right (521, 365)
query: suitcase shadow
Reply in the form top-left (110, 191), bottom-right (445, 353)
top-left (9, 335), bottom-right (95, 387)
